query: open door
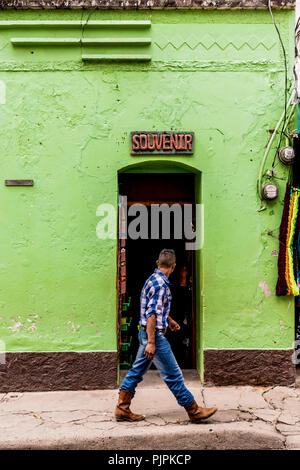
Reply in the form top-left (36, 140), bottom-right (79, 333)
top-left (117, 173), bottom-right (196, 370)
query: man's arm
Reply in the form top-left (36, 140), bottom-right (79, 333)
top-left (143, 284), bottom-right (164, 360)
top-left (168, 316), bottom-right (180, 332)
top-left (144, 314), bottom-right (156, 360)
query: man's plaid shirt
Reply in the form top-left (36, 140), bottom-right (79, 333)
top-left (139, 268), bottom-right (172, 329)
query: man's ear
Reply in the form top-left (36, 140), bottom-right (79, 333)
top-left (156, 260), bottom-right (159, 267)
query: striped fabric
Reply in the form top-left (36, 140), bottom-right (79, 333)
top-left (276, 184), bottom-right (300, 296)
top-left (139, 268), bottom-right (172, 329)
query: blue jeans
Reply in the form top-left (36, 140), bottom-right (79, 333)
top-left (119, 328), bottom-right (194, 408)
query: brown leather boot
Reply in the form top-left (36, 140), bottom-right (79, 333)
top-left (184, 400), bottom-right (217, 423)
top-left (115, 390), bottom-right (145, 422)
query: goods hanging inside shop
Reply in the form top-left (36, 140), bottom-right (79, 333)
top-left (117, 173), bottom-right (196, 370)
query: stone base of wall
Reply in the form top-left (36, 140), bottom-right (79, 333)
top-left (0, 349), bottom-right (295, 391)
top-left (0, 351), bottom-right (118, 392)
top-left (204, 349), bottom-right (296, 386)
top-left (0, 0), bottom-right (295, 10)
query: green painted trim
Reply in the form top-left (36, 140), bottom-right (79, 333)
top-left (118, 160), bottom-right (201, 174)
top-left (82, 37), bottom-right (152, 45)
top-left (195, 172), bottom-right (203, 379)
top-left (81, 20), bottom-right (151, 29)
top-left (82, 53), bottom-right (152, 62)
top-left (11, 37), bottom-right (81, 46)
top-left (0, 20), bottom-right (151, 29)
top-left (0, 61), bottom-right (285, 73)
top-left (11, 37), bottom-right (152, 46)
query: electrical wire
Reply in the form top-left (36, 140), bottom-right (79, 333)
top-left (296, 15), bottom-right (300, 36)
top-left (80, 7), bottom-right (97, 60)
top-left (294, 15), bottom-right (300, 105)
top-left (82, 7), bottom-right (97, 36)
top-left (268, 0), bottom-right (288, 169)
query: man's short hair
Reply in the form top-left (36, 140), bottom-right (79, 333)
top-left (157, 249), bottom-right (176, 268)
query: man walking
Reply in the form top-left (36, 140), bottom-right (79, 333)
top-left (115, 249), bottom-right (217, 423)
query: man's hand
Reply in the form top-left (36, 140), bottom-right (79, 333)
top-left (168, 317), bottom-right (180, 332)
top-left (145, 314), bottom-right (156, 360)
top-left (144, 342), bottom-right (155, 360)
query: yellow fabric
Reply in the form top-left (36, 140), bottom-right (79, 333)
top-left (286, 189), bottom-right (300, 296)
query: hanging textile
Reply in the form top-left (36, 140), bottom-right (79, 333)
top-left (276, 183), bottom-right (300, 296)
top-left (298, 230), bottom-right (300, 299)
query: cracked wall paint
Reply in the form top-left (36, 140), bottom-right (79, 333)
top-left (259, 281), bottom-right (271, 298)
top-left (0, 9), bottom-right (296, 359)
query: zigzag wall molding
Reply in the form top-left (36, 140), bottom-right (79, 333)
top-left (154, 39), bottom-right (277, 52)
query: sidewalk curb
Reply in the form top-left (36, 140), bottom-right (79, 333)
top-left (0, 422), bottom-right (286, 450)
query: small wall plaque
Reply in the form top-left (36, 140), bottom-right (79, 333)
top-left (5, 180), bottom-right (34, 186)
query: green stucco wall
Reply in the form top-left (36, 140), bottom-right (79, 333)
top-left (0, 9), bottom-right (295, 374)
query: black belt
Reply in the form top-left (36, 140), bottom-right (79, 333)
top-left (141, 326), bottom-right (167, 334)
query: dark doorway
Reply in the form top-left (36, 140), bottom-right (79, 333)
top-left (117, 173), bottom-right (196, 371)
